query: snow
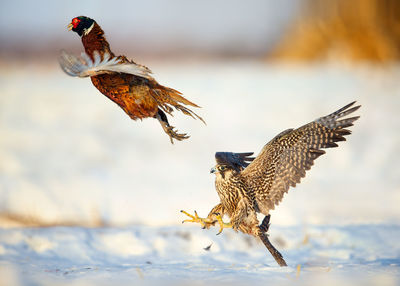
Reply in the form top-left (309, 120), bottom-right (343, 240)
top-left (0, 225), bottom-right (399, 285)
top-left (0, 60), bottom-right (400, 284)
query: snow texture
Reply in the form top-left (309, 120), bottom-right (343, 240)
top-left (0, 61), bottom-right (400, 284)
top-left (0, 225), bottom-right (399, 286)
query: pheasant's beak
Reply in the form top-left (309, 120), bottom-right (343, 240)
top-left (67, 23), bottom-right (73, 31)
top-left (210, 167), bottom-right (217, 174)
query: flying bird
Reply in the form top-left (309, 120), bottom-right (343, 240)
top-left (59, 16), bottom-right (204, 143)
top-left (182, 102), bottom-right (360, 266)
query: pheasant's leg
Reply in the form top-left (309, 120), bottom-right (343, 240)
top-left (156, 110), bottom-right (189, 144)
top-left (181, 210), bottom-right (216, 229)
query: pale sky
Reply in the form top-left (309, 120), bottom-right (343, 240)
top-left (0, 0), bottom-right (299, 55)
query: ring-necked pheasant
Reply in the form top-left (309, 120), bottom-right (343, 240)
top-left (59, 16), bottom-right (204, 143)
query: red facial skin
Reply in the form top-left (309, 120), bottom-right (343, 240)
top-left (71, 17), bottom-right (80, 29)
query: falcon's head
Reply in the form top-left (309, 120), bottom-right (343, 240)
top-left (210, 152), bottom-right (254, 179)
top-left (68, 16), bottom-right (95, 37)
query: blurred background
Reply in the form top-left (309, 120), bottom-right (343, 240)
top-left (1, 0), bottom-right (399, 228)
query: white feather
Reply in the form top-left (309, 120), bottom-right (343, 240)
top-left (83, 22), bottom-right (95, 36)
top-left (58, 50), bottom-right (153, 79)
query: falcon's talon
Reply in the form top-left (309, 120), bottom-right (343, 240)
top-left (181, 102), bottom-right (360, 267)
top-left (180, 210), bottom-right (216, 229)
top-left (215, 214), bottom-right (232, 235)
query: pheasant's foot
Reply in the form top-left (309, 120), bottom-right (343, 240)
top-left (181, 210), bottom-right (216, 229)
top-left (164, 125), bottom-right (189, 144)
top-left (157, 113), bottom-right (189, 144)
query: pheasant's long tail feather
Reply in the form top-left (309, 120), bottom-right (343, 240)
top-left (150, 86), bottom-right (205, 124)
top-left (162, 86), bottom-right (200, 107)
top-left (258, 232), bottom-right (287, 267)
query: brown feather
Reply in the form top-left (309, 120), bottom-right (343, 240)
top-left (241, 102), bottom-right (360, 213)
top-left (205, 102), bottom-right (359, 266)
top-left (75, 18), bottom-right (204, 139)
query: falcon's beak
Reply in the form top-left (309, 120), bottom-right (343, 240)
top-left (67, 23), bottom-right (73, 31)
top-left (210, 167), bottom-right (217, 174)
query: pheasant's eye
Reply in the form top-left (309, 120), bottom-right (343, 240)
top-left (72, 18), bottom-right (81, 28)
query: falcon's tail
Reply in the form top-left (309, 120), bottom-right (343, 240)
top-left (258, 232), bottom-right (287, 267)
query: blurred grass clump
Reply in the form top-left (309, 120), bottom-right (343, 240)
top-left (271, 0), bottom-right (400, 63)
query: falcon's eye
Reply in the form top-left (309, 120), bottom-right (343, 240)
top-left (219, 166), bottom-right (226, 171)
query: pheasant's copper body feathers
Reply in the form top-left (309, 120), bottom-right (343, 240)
top-left (182, 102), bottom-right (360, 266)
top-left (60, 16), bottom-right (204, 143)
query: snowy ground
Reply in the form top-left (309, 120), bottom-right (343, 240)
top-left (1, 225), bottom-right (399, 285)
top-left (0, 59), bottom-right (399, 284)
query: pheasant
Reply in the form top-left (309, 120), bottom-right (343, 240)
top-left (59, 16), bottom-right (204, 143)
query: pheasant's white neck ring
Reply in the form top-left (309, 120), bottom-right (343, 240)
top-left (83, 22), bottom-right (95, 36)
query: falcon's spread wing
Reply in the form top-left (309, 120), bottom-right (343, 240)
top-left (59, 50), bottom-right (154, 80)
top-left (215, 152), bottom-right (255, 172)
top-left (241, 102), bottom-right (360, 214)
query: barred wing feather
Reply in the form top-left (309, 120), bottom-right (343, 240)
top-left (242, 102), bottom-right (360, 214)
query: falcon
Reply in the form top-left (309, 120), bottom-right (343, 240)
top-left (59, 16), bottom-right (204, 143)
top-left (182, 102), bottom-right (360, 266)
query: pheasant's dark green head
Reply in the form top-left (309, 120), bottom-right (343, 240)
top-left (68, 16), bottom-right (95, 37)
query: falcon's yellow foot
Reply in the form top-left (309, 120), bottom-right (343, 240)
top-left (181, 210), bottom-right (216, 229)
top-left (181, 210), bottom-right (232, 234)
top-left (215, 214), bottom-right (232, 235)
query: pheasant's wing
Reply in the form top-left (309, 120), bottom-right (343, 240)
top-left (241, 102), bottom-right (360, 214)
top-left (59, 50), bottom-right (154, 80)
top-left (215, 152), bottom-right (255, 172)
